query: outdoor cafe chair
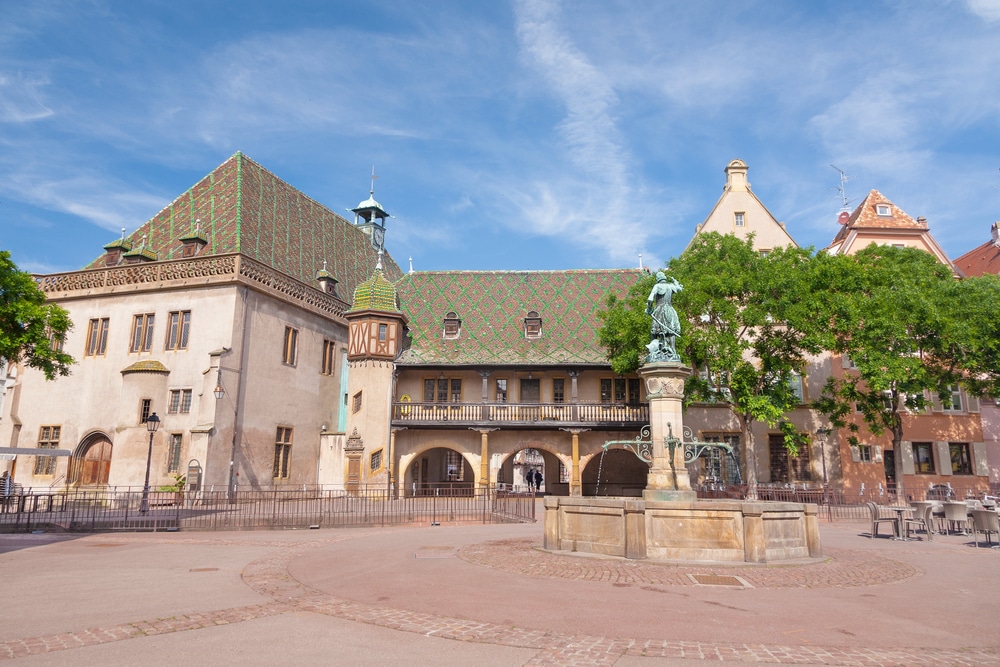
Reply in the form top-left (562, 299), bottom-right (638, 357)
top-left (867, 502), bottom-right (900, 539)
top-left (971, 509), bottom-right (1000, 549)
top-left (944, 501), bottom-right (972, 535)
top-left (907, 501), bottom-right (934, 540)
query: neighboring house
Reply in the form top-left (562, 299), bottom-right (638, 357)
top-left (823, 193), bottom-right (988, 498)
top-left (954, 222), bottom-right (1000, 490)
top-left (824, 189), bottom-right (960, 273)
top-left (0, 153), bottom-right (401, 492)
top-left (686, 159), bottom-right (797, 254)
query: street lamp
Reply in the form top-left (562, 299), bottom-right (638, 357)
top-left (140, 412), bottom-right (160, 514)
top-left (815, 427), bottom-right (832, 506)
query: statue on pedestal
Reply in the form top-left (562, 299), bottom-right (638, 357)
top-left (645, 271), bottom-right (682, 363)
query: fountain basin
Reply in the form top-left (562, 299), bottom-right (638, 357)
top-left (543, 496), bottom-right (822, 563)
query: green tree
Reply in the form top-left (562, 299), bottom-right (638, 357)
top-left (0, 251), bottom-right (74, 379)
top-left (813, 245), bottom-right (997, 500)
top-left (599, 233), bottom-right (828, 498)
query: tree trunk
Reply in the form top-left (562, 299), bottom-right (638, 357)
top-left (740, 415), bottom-right (758, 501)
top-left (892, 426), bottom-right (906, 503)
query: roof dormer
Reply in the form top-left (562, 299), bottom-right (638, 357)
top-left (179, 219), bottom-right (209, 258)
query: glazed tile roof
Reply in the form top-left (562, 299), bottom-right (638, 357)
top-left (121, 360), bottom-right (170, 374)
top-left (954, 227), bottom-right (1000, 276)
top-left (350, 269), bottom-right (398, 312)
top-left (394, 269), bottom-right (645, 366)
top-left (87, 153), bottom-right (402, 299)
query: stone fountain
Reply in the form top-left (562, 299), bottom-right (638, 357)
top-left (543, 273), bottom-right (822, 563)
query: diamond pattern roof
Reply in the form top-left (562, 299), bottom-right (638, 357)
top-left (395, 269), bottom-right (645, 366)
top-left (87, 153), bottom-right (402, 299)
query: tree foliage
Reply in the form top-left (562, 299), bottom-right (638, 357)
top-left (599, 233), bottom-right (829, 495)
top-left (814, 245), bottom-right (1000, 497)
top-left (0, 251), bottom-right (74, 379)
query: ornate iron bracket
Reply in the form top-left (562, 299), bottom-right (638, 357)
top-left (602, 424), bottom-right (653, 464)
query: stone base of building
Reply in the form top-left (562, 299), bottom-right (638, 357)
top-left (543, 496), bottom-right (822, 564)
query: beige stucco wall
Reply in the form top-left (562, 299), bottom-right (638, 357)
top-left (0, 278), bottom-right (350, 492)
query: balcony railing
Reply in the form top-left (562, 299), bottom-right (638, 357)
top-left (391, 401), bottom-right (648, 428)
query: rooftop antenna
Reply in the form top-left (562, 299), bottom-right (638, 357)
top-left (831, 165), bottom-right (853, 211)
top-left (369, 166), bottom-right (377, 195)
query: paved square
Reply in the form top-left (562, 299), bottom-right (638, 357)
top-left (2, 518), bottom-right (998, 665)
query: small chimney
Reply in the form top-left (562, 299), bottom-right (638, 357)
top-left (992, 222), bottom-right (999, 247)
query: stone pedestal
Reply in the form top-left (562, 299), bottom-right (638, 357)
top-left (638, 361), bottom-right (696, 502)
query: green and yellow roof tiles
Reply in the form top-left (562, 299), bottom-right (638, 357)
top-left (88, 153), bottom-right (402, 299)
top-left (394, 269), bottom-right (644, 366)
top-left (349, 269), bottom-right (398, 312)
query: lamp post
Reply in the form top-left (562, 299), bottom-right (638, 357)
top-left (140, 412), bottom-right (160, 514)
top-left (815, 427), bottom-right (832, 506)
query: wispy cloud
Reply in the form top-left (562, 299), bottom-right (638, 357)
top-left (0, 72), bottom-right (54, 123)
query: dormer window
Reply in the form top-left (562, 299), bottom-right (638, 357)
top-left (524, 311), bottom-right (542, 339)
top-left (443, 311), bottom-right (461, 339)
top-left (875, 204), bottom-right (891, 217)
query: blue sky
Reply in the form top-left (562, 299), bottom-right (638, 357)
top-left (2, 0), bottom-right (999, 275)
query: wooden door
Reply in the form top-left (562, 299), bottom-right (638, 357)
top-left (78, 438), bottom-right (112, 485)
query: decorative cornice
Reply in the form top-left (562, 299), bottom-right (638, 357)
top-left (35, 253), bottom-right (350, 323)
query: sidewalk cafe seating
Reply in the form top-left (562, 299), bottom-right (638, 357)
top-left (971, 509), bottom-right (1000, 549)
top-left (906, 501), bottom-right (934, 540)
top-left (867, 502), bottom-right (900, 539)
top-left (943, 501), bottom-right (972, 535)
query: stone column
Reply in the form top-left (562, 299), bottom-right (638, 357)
top-left (561, 428), bottom-right (588, 497)
top-left (638, 361), bottom-right (696, 502)
top-left (473, 428), bottom-right (497, 488)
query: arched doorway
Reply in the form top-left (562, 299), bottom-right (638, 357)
top-left (405, 447), bottom-right (475, 496)
top-left (73, 434), bottom-right (113, 486)
top-left (582, 448), bottom-right (648, 497)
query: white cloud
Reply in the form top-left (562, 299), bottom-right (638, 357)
top-left (966, 0), bottom-right (1000, 21)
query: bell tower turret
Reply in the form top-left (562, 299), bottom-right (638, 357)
top-left (351, 168), bottom-right (390, 253)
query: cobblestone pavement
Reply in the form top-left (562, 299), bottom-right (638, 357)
top-left (458, 538), bottom-right (922, 588)
top-left (2, 528), bottom-right (999, 666)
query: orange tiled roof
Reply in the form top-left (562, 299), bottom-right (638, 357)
top-left (954, 234), bottom-right (1000, 277)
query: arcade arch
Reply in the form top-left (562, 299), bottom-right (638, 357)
top-left (402, 446), bottom-right (475, 496)
top-left (581, 448), bottom-right (648, 497)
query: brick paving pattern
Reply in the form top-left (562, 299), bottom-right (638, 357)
top-left (3, 531), bottom-right (998, 665)
top-left (457, 538), bottom-right (923, 588)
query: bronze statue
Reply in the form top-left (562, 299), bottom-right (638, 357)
top-left (645, 271), bottom-right (682, 362)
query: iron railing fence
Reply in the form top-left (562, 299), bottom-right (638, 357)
top-left (0, 487), bottom-right (536, 533)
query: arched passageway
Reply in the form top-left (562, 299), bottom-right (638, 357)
top-left (496, 447), bottom-right (565, 495)
top-left (404, 447), bottom-right (475, 496)
top-left (581, 448), bottom-right (648, 497)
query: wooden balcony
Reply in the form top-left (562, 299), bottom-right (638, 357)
top-left (391, 401), bottom-right (648, 429)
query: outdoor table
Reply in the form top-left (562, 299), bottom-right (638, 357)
top-left (889, 506), bottom-right (913, 540)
